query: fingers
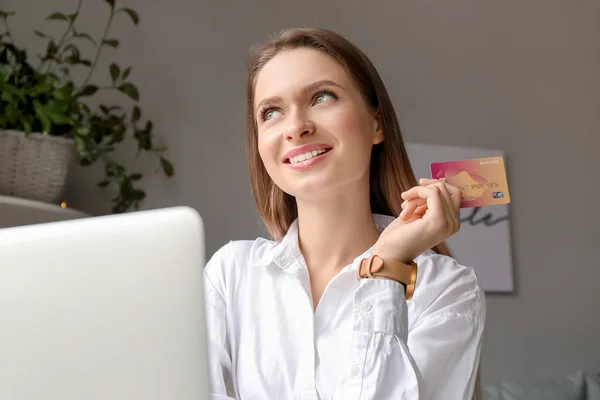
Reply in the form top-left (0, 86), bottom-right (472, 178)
top-left (435, 182), bottom-right (459, 233)
top-left (413, 204), bottom-right (428, 216)
top-left (419, 178), bottom-right (461, 213)
top-left (401, 198), bottom-right (426, 209)
top-left (401, 179), bottom-right (461, 234)
top-left (400, 199), bottom-right (428, 220)
top-left (440, 179), bottom-right (462, 212)
top-left (399, 198), bottom-right (419, 220)
top-left (423, 179), bottom-right (452, 216)
top-left (401, 184), bottom-right (446, 219)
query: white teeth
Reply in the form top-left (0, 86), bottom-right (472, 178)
top-left (290, 149), bottom-right (328, 164)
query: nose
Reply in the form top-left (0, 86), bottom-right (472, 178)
top-left (284, 109), bottom-right (315, 141)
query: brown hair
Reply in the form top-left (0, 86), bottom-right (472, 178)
top-left (245, 28), bottom-right (451, 257)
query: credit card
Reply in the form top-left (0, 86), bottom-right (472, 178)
top-left (430, 156), bottom-right (510, 208)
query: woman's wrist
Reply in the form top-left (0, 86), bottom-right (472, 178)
top-left (372, 243), bottom-right (415, 265)
top-left (358, 253), bottom-right (417, 299)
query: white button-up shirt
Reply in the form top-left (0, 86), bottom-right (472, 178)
top-left (203, 214), bottom-right (485, 399)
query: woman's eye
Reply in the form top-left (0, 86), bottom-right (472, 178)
top-left (263, 109), bottom-right (281, 121)
top-left (314, 92), bottom-right (336, 105)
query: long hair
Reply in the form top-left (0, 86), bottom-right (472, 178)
top-left (246, 28), bottom-right (451, 257)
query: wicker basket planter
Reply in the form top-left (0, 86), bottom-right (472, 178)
top-left (0, 129), bottom-right (76, 204)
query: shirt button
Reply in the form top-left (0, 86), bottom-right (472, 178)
top-left (361, 302), bottom-right (372, 312)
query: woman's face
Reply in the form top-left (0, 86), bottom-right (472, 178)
top-left (253, 48), bottom-right (383, 201)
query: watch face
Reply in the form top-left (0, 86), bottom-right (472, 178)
top-left (406, 263), bottom-right (418, 300)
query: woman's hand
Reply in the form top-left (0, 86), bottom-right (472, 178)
top-left (373, 178), bottom-right (462, 263)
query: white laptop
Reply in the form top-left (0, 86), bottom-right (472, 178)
top-left (0, 206), bottom-right (211, 400)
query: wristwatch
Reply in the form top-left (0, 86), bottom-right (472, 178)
top-left (357, 254), bottom-right (418, 300)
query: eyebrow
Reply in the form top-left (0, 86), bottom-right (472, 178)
top-left (255, 79), bottom-right (344, 113)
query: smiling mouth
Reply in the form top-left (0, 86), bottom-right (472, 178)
top-left (284, 148), bottom-right (332, 164)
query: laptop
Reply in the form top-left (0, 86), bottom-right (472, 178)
top-left (0, 206), bottom-right (211, 399)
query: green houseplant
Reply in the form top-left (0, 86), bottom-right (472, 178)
top-left (0, 0), bottom-right (174, 213)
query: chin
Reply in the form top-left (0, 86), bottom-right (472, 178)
top-left (282, 179), bottom-right (343, 202)
top-left (270, 160), bottom-right (366, 200)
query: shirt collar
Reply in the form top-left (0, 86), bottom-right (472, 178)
top-left (254, 213), bottom-right (397, 270)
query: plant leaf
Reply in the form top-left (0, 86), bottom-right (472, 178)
top-left (33, 101), bottom-right (52, 133)
top-left (132, 189), bottom-right (145, 200)
top-left (102, 39), bottom-right (119, 48)
top-left (19, 116), bottom-right (32, 134)
top-left (120, 8), bottom-right (139, 25)
top-left (6, 103), bottom-right (18, 125)
top-left (73, 32), bottom-right (97, 46)
top-left (105, 162), bottom-right (116, 177)
top-left (160, 157), bottom-right (174, 177)
top-left (64, 54), bottom-right (78, 65)
top-left (46, 41), bottom-right (58, 57)
top-left (130, 173), bottom-right (142, 181)
top-left (53, 86), bottom-right (71, 100)
top-left (109, 63), bottom-right (120, 83)
top-left (131, 105), bottom-right (141, 122)
top-left (105, 0), bottom-right (116, 9)
top-left (34, 30), bottom-right (50, 38)
top-left (46, 12), bottom-right (68, 21)
top-left (39, 115), bottom-right (51, 134)
top-left (0, 83), bottom-right (24, 101)
top-left (97, 180), bottom-right (111, 187)
top-left (0, 11), bottom-right (17, 18)
top-left (99, 105), bottom-right (122, 114)
top-left (79, 84), bottom-right (98, 97)
top-left (122, 66), bottom-right (131, 80)
top-left (118, 83), bottom-right (139, 101)
top-left (119, 179), bottom-right (134, 197)
top-left (77, 125), bottom-right (90, 136)
top-left (74, 136), bottom-right (87, 154)
top-left (63, 43), bottom-right (80, 57)
top-left (135, 121), bottom-right (153, 149)
top-left (67, 12), bottom-right (78, 22)
top-left (48, 112), bottom-right (72, 125)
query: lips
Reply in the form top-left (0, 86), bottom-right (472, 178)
top-left (282, 144), bottom-right (333, 163)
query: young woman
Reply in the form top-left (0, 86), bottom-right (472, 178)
top-left (203, 28), bottom-right (485, 399)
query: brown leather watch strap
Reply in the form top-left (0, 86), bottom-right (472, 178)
top-left (357, 254), bottom-right (418, 300)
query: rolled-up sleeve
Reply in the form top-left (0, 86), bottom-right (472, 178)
top-left (334, 269), bottom-right (485, 400)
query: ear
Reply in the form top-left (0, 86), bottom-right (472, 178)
top-left (372, 109), bottom-right (384, 145)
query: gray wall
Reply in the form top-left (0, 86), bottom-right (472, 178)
top-left (6, 0), bottom-right (599, 386)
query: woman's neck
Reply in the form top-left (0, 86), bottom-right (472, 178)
top-left (296, 188), bottom-right (381, 273)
